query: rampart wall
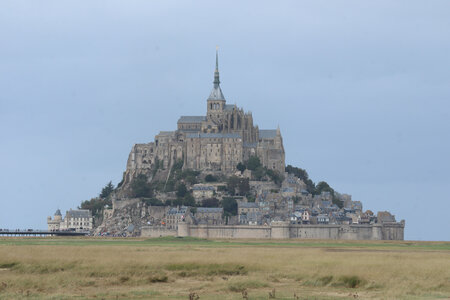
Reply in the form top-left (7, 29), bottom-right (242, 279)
top-left (171, 221), bottom-right (404, 240)
top-left (141, 226), bottom-right (177, 238)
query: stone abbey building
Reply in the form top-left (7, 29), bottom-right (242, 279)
top-left (124, 51), bottom-right (285, 182)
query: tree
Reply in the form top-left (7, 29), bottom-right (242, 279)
top-left (100, 181), bottom-right (114, 199)
top-left (182, 193), bottom-right (196, 206)
top-left (266, 169), bottom-right (284, 186)
top-left (315, 181), bottom-right (334, 195)
top-left (253, 166), bottom-right (266, 180)
top-left (246, 156), bottom-right (262, 171)
top-left (80, 197), bottom-right (110, 218)
top-left (236, 162), bottom-right (246, 173)
top-left (285, 165), bottom-right (316, 194)
top-left (227, 176), bottom-right (249, 196)
top-left (221, 197), bottom-right (238, 216)
top-left (226, 176), bottom-right (241, 195)
top-left (176, 183), bottom-right (187, 198)
top-left (131, 174), bottom-right (152, 198)
top-left (315, 181), bottom-right (343, 209)
top-left (205, 174), bottom-right (217, 182)
top-left (285, 165), bottom-right (309, 182)
top-left (178, 169), bottom-right (200, 185)
top-left (238, 178), bottom-right (250, 196)
top-left (201, 198), bottom-right (220, 207)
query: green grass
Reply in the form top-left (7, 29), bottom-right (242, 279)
top-left (1, 236), bottom-right (449, 251)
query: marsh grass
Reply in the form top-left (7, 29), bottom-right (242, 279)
top-left (0, 237), bottom-right (449, 299)
top-left (227, 279), bottom-right (269, 292)
top-left (166, 263), bottom-right (247, 277)
top-left (336, 275), bottom-right (365, 288)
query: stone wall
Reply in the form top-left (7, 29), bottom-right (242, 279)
top-left (175, 221), bottom-right (405, 240)
top-left (141, 226), bottom-right (177, 238)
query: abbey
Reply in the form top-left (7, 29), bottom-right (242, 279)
top-left (124, 51), bottom-right (285, 182)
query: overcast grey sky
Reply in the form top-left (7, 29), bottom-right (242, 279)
top-left (1, 1), bottom-right (449, 240)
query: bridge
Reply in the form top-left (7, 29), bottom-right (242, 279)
top-left (0, 230), bottom-right (88, 237)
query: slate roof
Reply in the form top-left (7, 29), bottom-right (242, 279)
top-left (66, 209), bottom-right (91, 219)
top-left (177, 116), bottom-right (206, 123)
top-left (157, 131), bottom-right (175, 136)
top-left (186, 133), bottom-right (241, 139)
top-left (259, 129), bottom-right (277, 139)
top-left (208, 86), bottom-right (226, 101)
top-left (197, 207), bottom-right (223, 213)
top-left (224, 104), bottom-right (235, 111)
top-left (322, 200), bottom-right (332, 207)
top-left (168, 206), bottom-right (188, 215)
top-left (192, 185), bottom-right (215, 191)
top-left (239, 202), bottom-right (259, 209)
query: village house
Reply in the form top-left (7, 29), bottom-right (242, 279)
top-left (194, 207), bottom-right (224, 225)
top-left (166, 206), bottom-right (193, 230)
top-left (192, 184), bottom-right (216, 202)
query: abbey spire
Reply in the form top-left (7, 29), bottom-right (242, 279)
top-left (213, 48), bottom-right (220, 87)
top-left (208, 48), bottom-right (225, 101)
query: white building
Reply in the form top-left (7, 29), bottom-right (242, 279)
top-left (47, 209), bottom-right (93, 231)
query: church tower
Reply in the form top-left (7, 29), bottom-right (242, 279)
top-left (207, 48), bottom-right (226, 118)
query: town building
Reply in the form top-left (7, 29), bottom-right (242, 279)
top-left (47, 209), bottom-right (93, 231)
top-left (192, 184), bottom-right (216, 202)
top-left (194, 207), bottom-right (224, 225)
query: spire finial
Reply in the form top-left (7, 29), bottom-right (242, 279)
top-left (213, 46), bottom-right (220, 87)
top-left (216, 46), bottom-right (219, 70)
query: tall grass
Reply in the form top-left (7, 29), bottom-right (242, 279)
top-left (0, 237), bottom-right (449, 299)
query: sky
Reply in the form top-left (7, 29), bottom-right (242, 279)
top-left (0, 1), bottom-right (449, 241)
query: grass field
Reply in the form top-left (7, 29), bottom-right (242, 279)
top-left (0, 237), bottom-right (449, 299)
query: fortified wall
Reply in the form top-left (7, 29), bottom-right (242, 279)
top-left (142, 221), bottom-right (405, 240)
